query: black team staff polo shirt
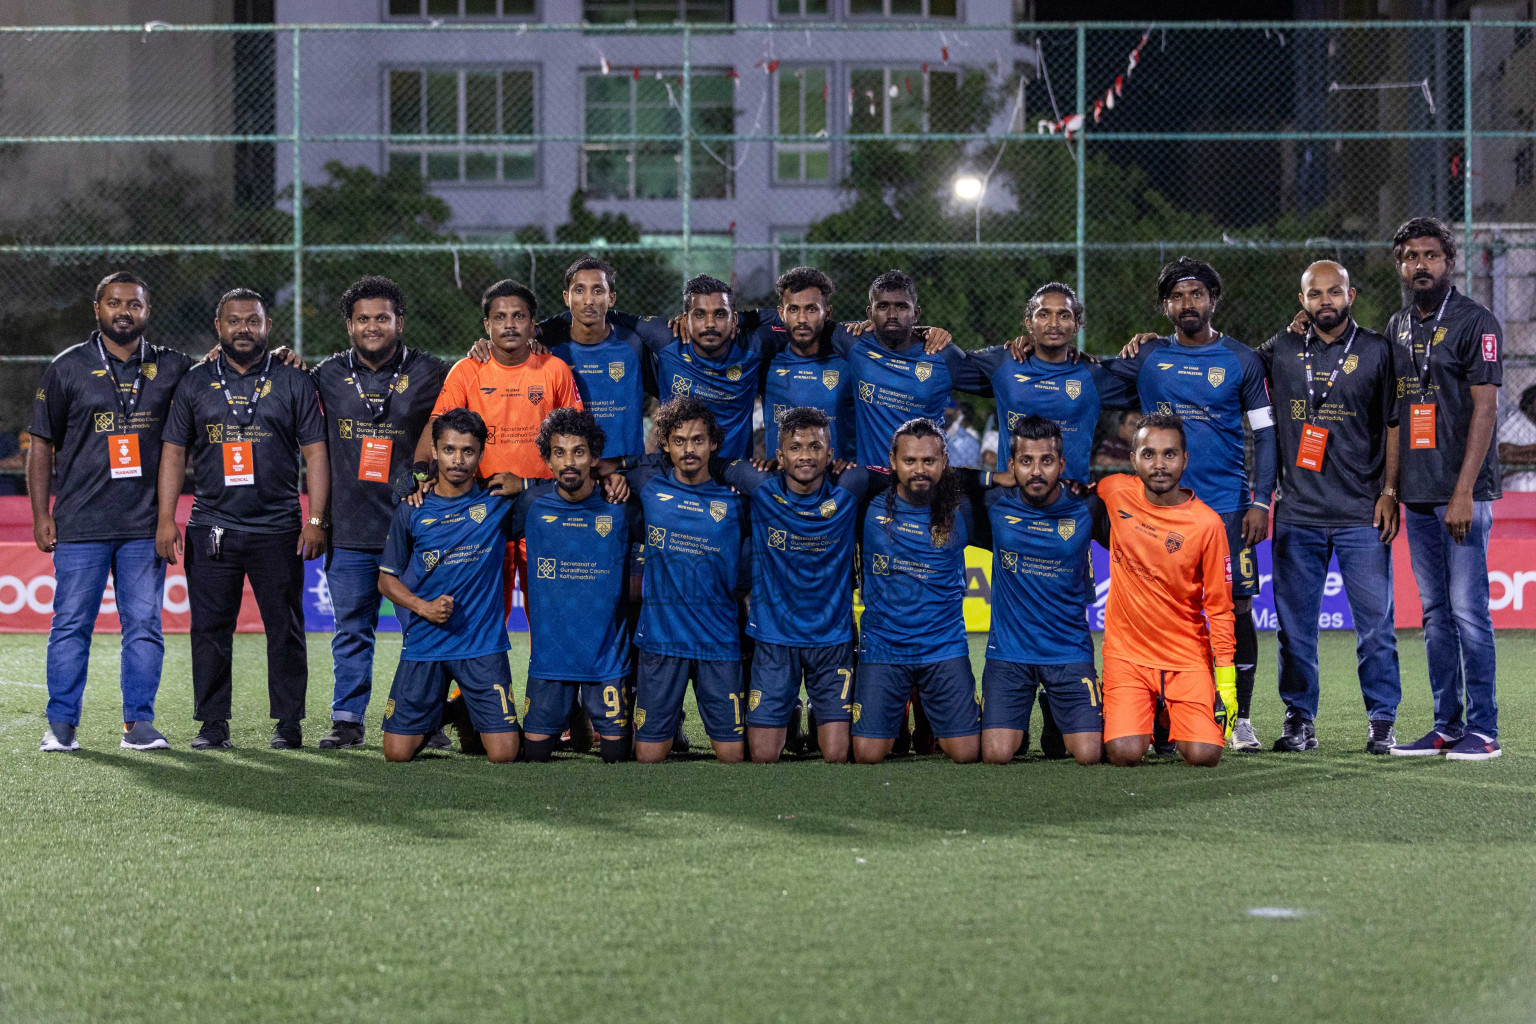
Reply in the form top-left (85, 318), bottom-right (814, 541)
top-left (310, 346), bottom-right (448, 552)
top-left (1257, 322), bottom-right (1401, 527)
top-left (28, 333), bottom-right (195, 542)
top-left (163, 354), bottom-right (327, 534)
top-left (1387, 286), bottom-right (1503, 506)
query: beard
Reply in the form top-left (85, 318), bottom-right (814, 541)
top-left (902, 479), bottom-right (935, 505)
top-left (1311, 304), bottom-right (1351, 332)
top-left (98, 316), bottom-right (140, 346)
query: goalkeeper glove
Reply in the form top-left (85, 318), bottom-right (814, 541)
top-left (1213, 664), bottom-right (1237, 742)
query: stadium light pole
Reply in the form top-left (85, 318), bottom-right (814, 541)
top-left (953, 173), bottom-right (984, 244)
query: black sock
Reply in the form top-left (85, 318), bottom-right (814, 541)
top-left (1235, 610), bottom-right (1258, 718)
top-left (523, 736), bottom-right (554, 763)
top-left (599, 734), bottom-right (632, 763)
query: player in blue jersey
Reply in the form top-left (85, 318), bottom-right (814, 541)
top-left (627, 396), bottom-right (752, 763)
top-left (377, 409), bottom-right (521, 763)
top-left (720, 407), bottom-right (886, 763)
top-left (509, 407), bottom-right (642, 764)
top-left (759, 267), bottom-right (858, 467)
top-left (853, 418), bottom-right (990, 765)
top-left (1111, 258), bottom-right (1277, 751)
top-left (969, 283), bottom-right (1136, 487)
top-left (980, 415), bottom-right (1101, 765)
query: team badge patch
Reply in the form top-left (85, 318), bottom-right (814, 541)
top-left (94, 412), bottom-right (115, 432)
top-left (384, 698), bottom-right (395, 718)
top-left (726, 365), bottom-right (743, 382)
top-left (1224, 554), bottom-right (1233, 583)
top-left (851, 702), bottom-right (861, 724)
top-left (819, 499), bottom-right (838, 518)
top-left (142, 363), bottom-right (157, 381)
top-left (1342, 354), bottom-right (1359, 375)
top-left (1207, 366), bottom-right (1226, 387)
top-left (709, 500), bottom-right (727, 522)
top-left (1432, 327), bottom-right (1447, 345)
top-left (394, 374), bottom-right (409, 393)
top-left (858, 382), bottom-right (875, 402)
top-left (749, 690), bottom-right (762, 712)
top-left (1001, 550), bottom-right (1018, 571)
top-left (527, 384), bottom-right (545, 405)
top-left (339, 418), bottom-right (353, 439)
top-left (469, 503), bottom-right (486, 523)
top-left (1057, 519), bottom-right (1076, 540)
top-left (608, 361), bottom-right (625, 381)
top-left (206, 424), bottom-right (224, 444)
top-left (873, 554), bottom-right (889, 574)
top-left (1165, 531), bottom-right (1184, 554)
top-left (914, 361), bottom-right (933, 382)
top-left (1291, 400), bottom-right (1308, 420)
top-left (822, 369), bottom-right (839, 389)
top-left (1065, 379), bottom-right (1082, 400)
top-left (422, 549), bottom-right (440, 569)
top-left (634, 708), bottom-right (646, 729)
top-left (595, 514), bottom-right (612, 537)
top-left (648, 526), bottom-right (667, 549)
top-left (672, 376), bottom-right (692, 396)
top-left (259, 380), bottom-right (273, 398)
top-left (537, 557), bottom-right (556, 579)
top-left (769, 529), bottom-right (787, 550)
top-left (1483, 333), bottom-right (1498, 362)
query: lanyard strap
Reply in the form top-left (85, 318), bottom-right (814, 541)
top-left (347, 347), bottom-right (407, 422)
top-left (1302, 322), bottom-right (1357, 421)
top-left (1415, 289), bottom-right (1452, 389)
top-left (215, 350), bottom-right (273, 429)
top-left (95, 335), bottom-right (149, 428)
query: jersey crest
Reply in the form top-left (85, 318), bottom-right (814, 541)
top-left (608, 361), bottom-right (625, 381)
top-left (143, 363), bottom-right (158, 380)
top-left (1057, 518), bottom-right (1076, 540)
top-left (822, 369), bottom-right (839, 389)
top-left (819, 499), bottom-right (838, 518)
top-left (914, 361), bottom-right (933, 382)
top-left (394, 374), bottom-right (410, 393)
top-left (709, 500), bottom-right (727, 522)
top-left (1207, 367), bottom-right (1226, 387)
top-left (1065, 379), bottom-right (1082, 400)
top-left (726, 365), bottom-right (743, 382)
top-left (468, 503), bottom-right (487, 524)
top-left (595, 514), bottom-right (612, 537)
top-left (1343, 354), bottom-right (1359, 375)
top-left (527, 384), bottom-right (545, 405)
top-left (1164, 531), bottom-right (1184, 554)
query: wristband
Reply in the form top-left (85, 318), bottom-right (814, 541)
top-left (412, 460), bottom-right (431, 482)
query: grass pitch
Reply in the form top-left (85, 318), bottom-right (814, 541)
top-left (1, 630), bottom-right (1533, 1024)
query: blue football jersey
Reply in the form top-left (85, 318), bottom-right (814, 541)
top-left (857, 493), bottom-right (979, 665)
top-left (509, 483), bottom-right (643, 682)
top-left (546, 325), bottom-right (656, 461)
top-left (633, 468), bottom-right (751, 659)
top-left (653, 323), bottom-right (780, 460)
top-left (1109, 334), bottom-right (1274, 515)
top-left (971, 349), bottom-right (1135, 483)
top-left (984, 486), bottom-right (1095, 665)
top-left (762, 346), bottom-right (857, 462)
top-left (833, 334), bottom-right (988, 469)
top-left (379, 485), bottom-right (513, 663)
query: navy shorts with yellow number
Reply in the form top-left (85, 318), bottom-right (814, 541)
top-left (851, 658), bottom-right (979, 740)
top-left (981, 659), bottom-right (1103, 736)
top-left (384, 654), bottom-right (519, 736)
top-left (748, 640), bottom-right (855, 728)
top-left (1220, 509), bottom-right (1260, 599)
top-left (635, 651), bottom-right (744, 744)
top-left (523, 676), bottom-right (632, 738)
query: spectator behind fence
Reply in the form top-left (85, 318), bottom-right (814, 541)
top-left (1496, 383), bottom-right (1536, 491)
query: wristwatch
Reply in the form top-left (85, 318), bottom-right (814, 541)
top-left (307, 516), bottom-right (323, 527)
top-left (1381, 487), bottom-right (1398, 500)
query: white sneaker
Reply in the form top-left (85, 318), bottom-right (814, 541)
top-left (1229, 717), bottom-right (1261, 751)
top-left (40, 723), bottom-right (79, 752)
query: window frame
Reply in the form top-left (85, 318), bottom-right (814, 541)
top-left (383, 0), bottom-right (540, 19)
top-left (580, 67), bottom-right (736, 201)
top-left (847, 64), bottom-right (962, 137)
top-left (580, 0), bottom-right (734, 24)
top-left (384, 65), bottom-right (541, 188)
top-left (773, 64), bottom-right (833, 185)
top-left (844, 0), bottom-right (959, 19)
top-left (772, 0), bottom-right (831, 19)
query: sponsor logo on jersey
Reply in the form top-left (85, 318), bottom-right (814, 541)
top-left (1207, 367), bottom-right (1226, 387)
top-left (769, 529), bottom-right (787, 550)
top-left (1291, 399), bottom-right (1308, 420)
top-left (672, 376), bottom-right (692, 396)
top-left (648, 526), bottom-right (667, 548)
top-left (1057, 518), bottom-right (1076, 540)
top-left (1004, 515), bottom-right (1022, 525)
top-left (595, 514), bottom-right (612, 537)
top-left (1342, 354), bottom-right (1359, 375)
top-left (914, 361), bottom-right (933, 382)
top-left (608, 361), bottom-right (625, 381)
top-left (873, 553), bottom-right (889, 574)
top-left (339, 418), bottom-right (353, 439)
top-left (206, 424), bottom-right (224, 444)
top-left (822, 369), bottom-right (839, 389)
top-left (1007, 411), bottom-right (1021, 429)
top-left (1001, 550), bottom-right (1018, 571)
top-left (656, 492), bottom-right (674, 502)
top-left (468, 503), bottom-right (486, 524)
top-left (537, 557), bottom-right (556, 579)
top-left (709, 500), bottom-right (727, 522)
top-left (94, 412), bottom-right (115, 432)
top-left (421, 549), bottom-right (440, 569)
top-left (1483, 333), bottom-right (1498, 362)
top-left (1165, 531), bottom-right (1184, 554)
top-left (1223, 554), bottom-right (1233, 583)
top-left (1157, 401), bottom-right (1172, 415)
top-left (1065, 379), bottom-right (1082, 399)
top-left (858, 381), bottom-right (875, 402)
top-left (1157, 362), bottom-right (1174, 370)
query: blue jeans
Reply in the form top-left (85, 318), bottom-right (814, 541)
top-left (327, 548), bottom-right (384, 723)
top-left (1272, 523), bottom-right (1401, 722)
top-left (46, 539), bottom-right (165, 726)
top-left (1405, 502), bottom-right (1498, 739)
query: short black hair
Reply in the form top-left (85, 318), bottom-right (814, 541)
top-left (536, 407), bottom-right (607, 462)
top-left (1392, 216), bottom-right (1458, 267)
top-left (433, 407), bottom-right (487, 449)
top-left (1156, 258), bottom-right (1222, 306)
top-left (216, 287), bottom-right (266, 319)
top-left (777, 406), bottom-right (831, 445)
top-left (564, 256), bottom-right (616, 292)
top-left (868, 269), bottom-right (917, 305)
top-left (1009, 413), bottom-right (1064, 455)
top-left (482, 279), bottom-right (537, 320)
top-left (1133, 410), bottom-right (1186, 451)
top-left (95, 271), bottom-right (149, 305)
top-left (776, 266), bottom-right (834, 304)
top-left (683, 274), bottom-right (733, 310)
top-left (652, 395), bottom-right (723, 451)
top-left (1023, 282), bottom-right (1083, 327)
top-left (341, 275), bottom-right (405, 321)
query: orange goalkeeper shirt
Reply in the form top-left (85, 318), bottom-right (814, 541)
top-left (1097, 473), bottom-right (1236, 671)
top-left (431, 353), bottom-right (582, 479)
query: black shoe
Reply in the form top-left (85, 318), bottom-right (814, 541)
top-left (1039, 699), bottom-right (1068, 760)
top-left (318, 721), bottom-right (364, 750)
top-left (425, 729), bottom-right (452, 751)
top-left (270, 719), bottom-right (303, 749)
top-left (784, 699), bottom-right (805, 757)
top-left (443, 697), bottom-right (485, 755)
top-left (1271, 709), bottom-right (1317, 752)
top-left (803, 705), bottom-right (821, 756)
top-left (190, 720), bottom-right (232, 750)
top-left (671, 713), bottom-right (691, 754)
top-left (569, 707), bottom-right (595, 755)
top-left (1366, 719), bottom-right (1397, 755)
top-left (1151, 701), bottom-right (1176, 756)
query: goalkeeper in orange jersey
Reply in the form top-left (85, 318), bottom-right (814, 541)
top-left (1091, 411), bottom-right (1236, 767)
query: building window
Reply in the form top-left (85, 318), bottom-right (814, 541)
top-left (775, 66), bottom-right (830, 182)
top-left (583, 70), bottom-right (734, 200)
top-left (388, 69), bottom-right (537, 183)
top-left (848, 66), bottom-right (962, 136)
top-left (775, 0), bottom-right (829, 16)
top-left (387, 0), bottom-right (537, 16)
top-left (582, 0), bottom-right (732, 23)
top-left (847, 0), bottom-right (957, 17)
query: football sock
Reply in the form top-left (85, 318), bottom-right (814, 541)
top-left (1236, 610), bottom-right (1258, 718)
top-left (599, 734), bottom-right (632, 764)
top-left (523, 736), bottom-right (555, 763)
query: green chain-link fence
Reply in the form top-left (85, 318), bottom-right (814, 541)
top-left (2, 18), bottom-right (1535, 471)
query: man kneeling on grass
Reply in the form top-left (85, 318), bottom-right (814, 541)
top-left (377, 408), bottom-right (521, 763)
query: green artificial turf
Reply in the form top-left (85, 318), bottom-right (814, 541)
top-left (1, 630), bottom-right (1533, 1024)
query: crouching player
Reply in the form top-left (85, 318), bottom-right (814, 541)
top-left (377, 408), bottom-right (521, 763)
top-left (1093, 411), bottom-right (1235, 767)
top-left (981, 415), bottom-right (1101, 764)
top-left (511, 408), bottom-right (642, 763)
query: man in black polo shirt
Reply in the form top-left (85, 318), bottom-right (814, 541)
top-left (310, 276), bottom-right (449, 750)
top-left (1258, 260), bottom-right (1403, 755)
top-left (156, 288), bottom-right (330, 751)
top-left (27, 272), bottom-right (192, 753)
top-left (1384, 217), bottom-right (1504, 761)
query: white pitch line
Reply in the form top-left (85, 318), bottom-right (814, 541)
top-left (0, 679), bottom-right (47, 689)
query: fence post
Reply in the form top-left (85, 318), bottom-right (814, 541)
top-left (291, 26), bottom-right (304, 359)
top-left (681, 23), bottom-right (692, 279)
top-left (1463, 20), bottom-right (1474, 295)
top-left (1075, 23), bottom-right (1086, 322)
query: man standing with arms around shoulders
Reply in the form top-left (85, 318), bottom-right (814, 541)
top-left (1258, 261), bottom-right (1403, 755)
top-left (1386, 217), bottom-right (1505, 761)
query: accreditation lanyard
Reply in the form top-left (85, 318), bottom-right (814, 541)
top-left (96, 336), bottom-right (150, 429)
top-left (215, 350), bottom-right (273, 430)
top-left (1301, 322), bottom-right (1356, 422)
top-left (1414, 289), bottom-right (1452, 390)
top-left (347, 347), bottom-right (407, 423)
